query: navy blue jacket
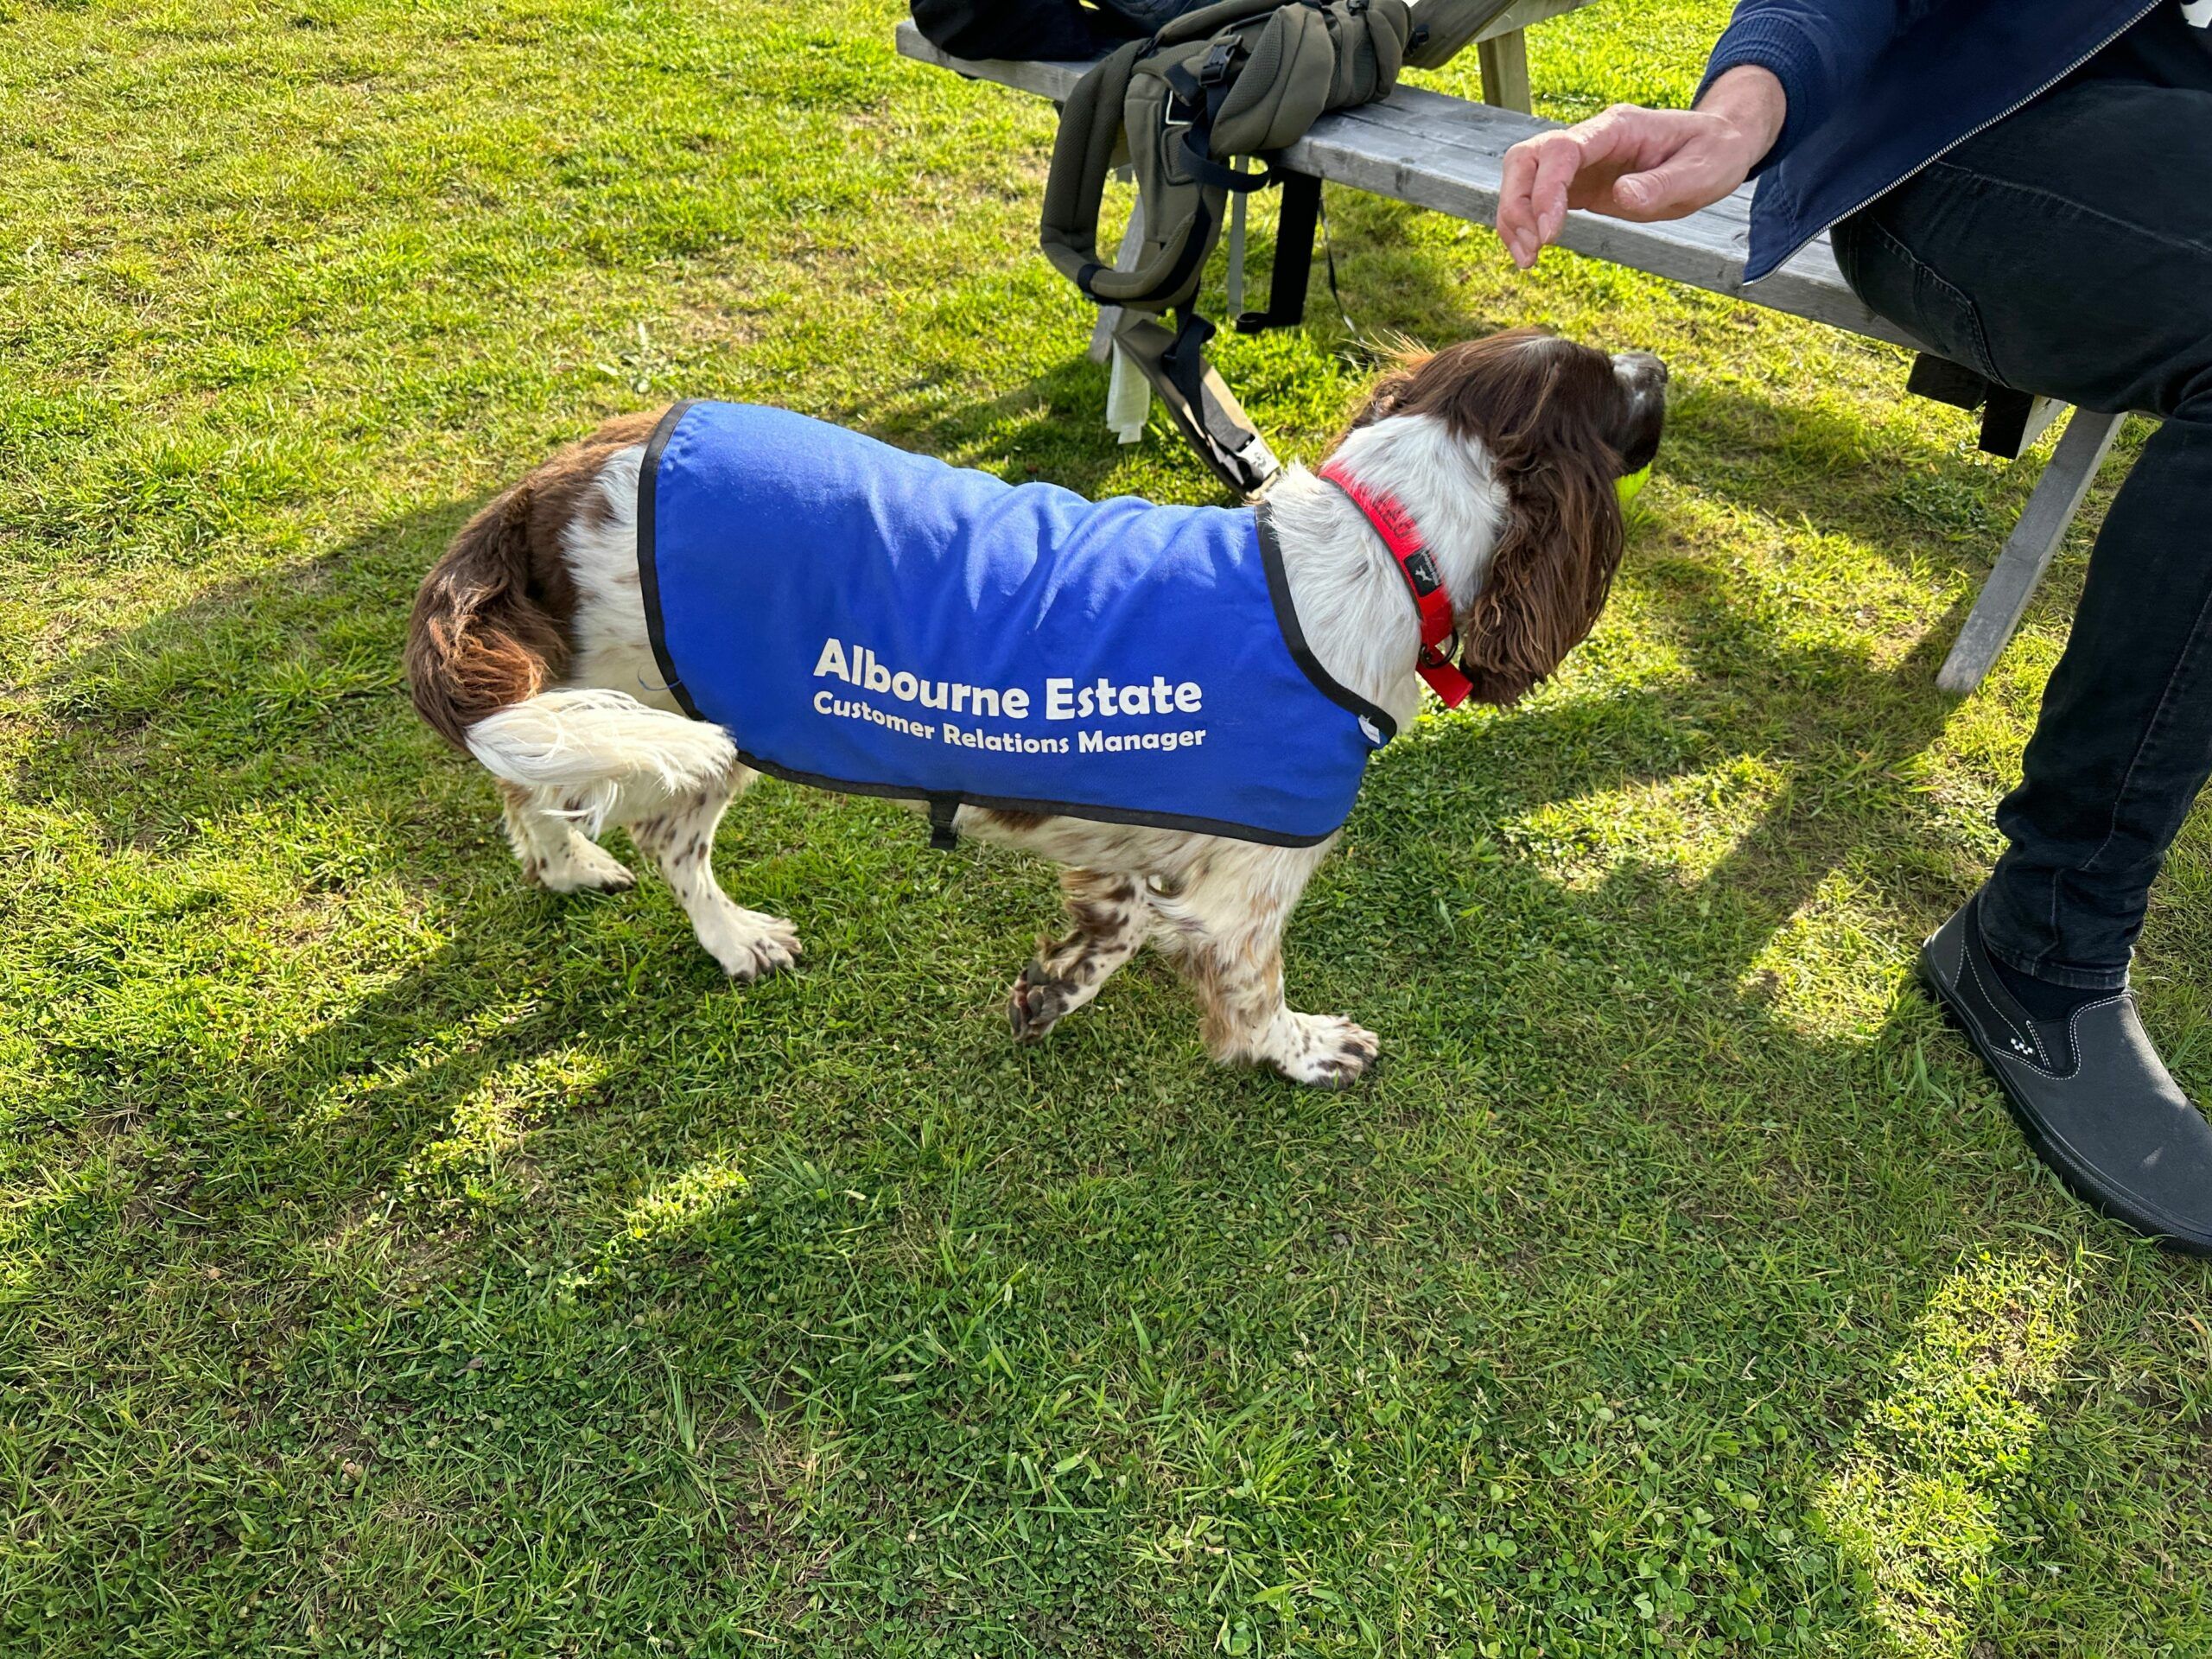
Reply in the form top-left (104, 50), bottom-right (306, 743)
top-left (638, 402), bottom-right (1395, 848)
top-left (1700, 0), bottom-right (2154, 281)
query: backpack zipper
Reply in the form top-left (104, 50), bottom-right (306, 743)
top-left (1772, 0), bottom-right (2161, 277)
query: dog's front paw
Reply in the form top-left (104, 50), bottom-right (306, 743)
top-left (1007, 959), bottom-right (1075, 1043)
top-left (701, 909), bottom-right (803, 982)
top-left (1274, 1014), bottom-right (1379, 1090)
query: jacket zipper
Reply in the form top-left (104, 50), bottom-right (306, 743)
top-left (1779, 0), bottom-right (2163, 273)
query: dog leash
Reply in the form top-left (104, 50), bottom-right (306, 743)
top-left (1315, 463), bottom-right (1473, 708)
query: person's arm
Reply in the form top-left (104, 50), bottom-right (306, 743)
top-left (1692, 0), bottom-right (1908, 167)
top-left (1495, 0), bottom-right (1907, 269)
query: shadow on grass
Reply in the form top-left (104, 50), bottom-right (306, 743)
top-left (10, 498), bottom-right (753, 1245)
top-left (14, 499), bottom-right (478, 852)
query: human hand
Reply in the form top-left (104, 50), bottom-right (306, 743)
top-left (1494, 65), bottom-right (1787, 268)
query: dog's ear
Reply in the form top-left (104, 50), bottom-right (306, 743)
top-left (1410, 331), bottom-right (1626, 706)
top-left (1338, 328), bottom-right (1634, 704)
top-left (1458, 425), bottom-right (1624, 706)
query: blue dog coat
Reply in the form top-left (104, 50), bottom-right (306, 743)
top-left (636, 402), bottom-right (1395, 848)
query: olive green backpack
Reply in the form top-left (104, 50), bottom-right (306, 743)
top-left (1038, 0), bottom-right (1421, 492)
top-left (1033, 0), bottom-right (1525, 493)
top-left (1040, 0), bottom-right (1414, 312)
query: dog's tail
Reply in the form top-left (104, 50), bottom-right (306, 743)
top-left (462, 689), bottom-right (734, 831)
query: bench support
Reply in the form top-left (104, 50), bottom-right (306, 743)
top-left (1089, 200), bottom-right (1154, 442)
top-left (1087, 199), bottom-right (1147, 365)
top-left (1477, 30), bottom-right (1532, 112)
top-left (1936, 408), bottom-right (2126, 695)
top-left (1225, 165), bottom-right (1250, 316)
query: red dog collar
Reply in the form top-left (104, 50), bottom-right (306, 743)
top-left (1317, 462), bottom-right (1474, 708)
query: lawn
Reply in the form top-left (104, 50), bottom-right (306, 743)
top-left (3, 1), bottom-right (2209, 1654)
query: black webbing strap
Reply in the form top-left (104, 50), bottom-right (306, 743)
top-left (1160, 309), bottom-right (1221, 438)
top-left (1236, 169), bottom-right (1318, 333)
top-left (1160, 57), bottom-right (1280, 194)
top-left (1314, 187), bottom-right (1352, 332)
top-left (1111, 308), bottom-right (1279, 496)
top-left (1180, 137), bottom-right (1279, 193)
top-left (1236, 172), bottom-right (1351, 335)
top-left (927, 796), bottom-right (960, 851)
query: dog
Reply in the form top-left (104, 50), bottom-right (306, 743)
top-left (406, 327), bottom-right (1666, 1086)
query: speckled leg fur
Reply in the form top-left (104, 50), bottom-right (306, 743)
top-left (499, 781), bottom-right (635, 893)
top-left (1007, 869), bottom-right (1153, 1042)
top-left (619, 767), bottom-right (802, 982)
top-left (1149, 852), bottom-right (1378, 1089)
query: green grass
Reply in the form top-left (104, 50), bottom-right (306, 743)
top-left (3, 1), bottom-right (2209, 1654)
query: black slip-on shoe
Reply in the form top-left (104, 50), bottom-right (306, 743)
top-left (1918, 893), bottom-right (2212, 1255)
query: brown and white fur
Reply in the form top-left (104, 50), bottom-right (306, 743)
top-left (407, 329), bottom-right (1667, 1086)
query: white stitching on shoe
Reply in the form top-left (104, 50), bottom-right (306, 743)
top-left (2065, 994), bottom-right (2131, 1071)
top-left (1960, 934), bottom-right (2052, 1072)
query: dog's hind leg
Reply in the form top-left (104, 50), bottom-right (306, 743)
top-left (1150, 846), bottom-right (1376, 1088)
top-left (499, 781), bottom-right (636, 893)
top-left (1007, 869), bottom-right (1153, 1042)
top-left (621, 766), bottom-right (802, 982)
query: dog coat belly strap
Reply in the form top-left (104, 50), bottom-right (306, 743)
top-left (927, 796), bottom-right (960, 851)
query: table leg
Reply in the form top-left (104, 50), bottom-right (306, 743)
top-left (1478, 29), bottom-right (1531, 113)
top-left (1087, 199), bottom-right (1147, 366)
top-left (1936, 409), bottom-right (2126, 695)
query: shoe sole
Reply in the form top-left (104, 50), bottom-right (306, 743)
top-left (1916, 950), bottom-right (2212, 1257)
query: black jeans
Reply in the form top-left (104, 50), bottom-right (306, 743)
top-left (1833, 75), bottom-right (2212, 990)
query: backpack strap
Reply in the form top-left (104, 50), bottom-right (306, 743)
top-left (1159, 54), bottom-right (1282, 194)
top-left (1042, 0), bottom-right (1307, 310)
top-left (1039, 0), bottom-right (1407, 491)
top-left (1234, 168), bottom-right (1319, 333)
top-left (1110, 310), bottom-right (1281, 497)
top-left (1038, 35), bottom-right (1149, 298)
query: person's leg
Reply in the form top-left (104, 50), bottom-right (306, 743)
top-left (1994, 419), bottom-right (2212, 984)
top-left (1835, 78), bottom-right (2212, 984)
top-left (1831, 79), bottom-right (2212, 1249)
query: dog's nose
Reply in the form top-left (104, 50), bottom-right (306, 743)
top-left (1612, 350), bottom-right (1669, 392)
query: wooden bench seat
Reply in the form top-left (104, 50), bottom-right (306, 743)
top-left (895, 19), bottom-right (2127, 692)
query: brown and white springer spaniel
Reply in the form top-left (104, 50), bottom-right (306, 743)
top-left (406, 328), bottom-right (1666, 1086)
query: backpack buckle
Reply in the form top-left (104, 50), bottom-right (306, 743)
top-left (1198, 39), bottom-right (1236, 84)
